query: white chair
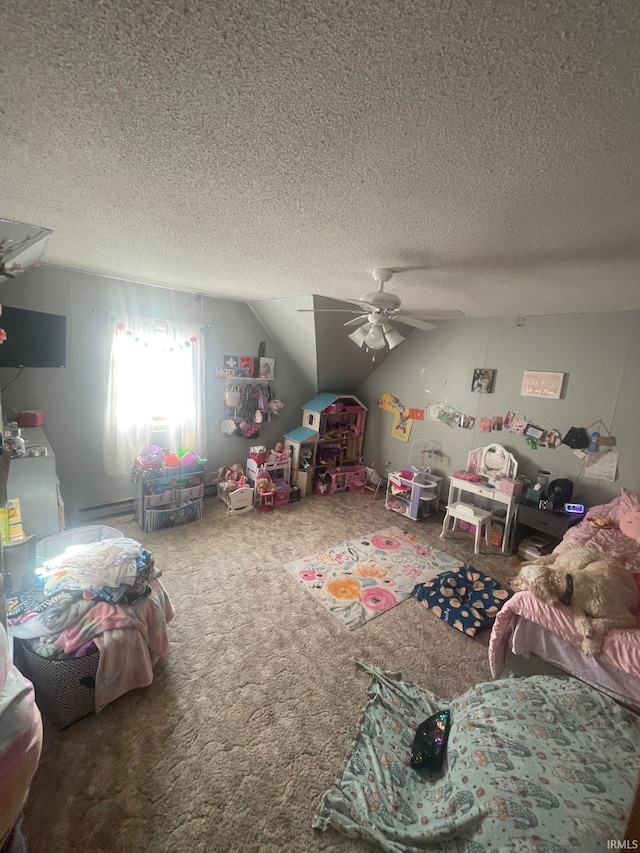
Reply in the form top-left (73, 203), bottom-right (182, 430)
top-left (440, 502), bottom-right (494, 555)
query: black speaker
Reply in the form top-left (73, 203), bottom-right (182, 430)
top-left (548, 478), bottom-right (573, 509)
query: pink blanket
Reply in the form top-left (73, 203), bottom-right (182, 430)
top-left (490, 590), bottom-right (640, 679)
top-left (91, 579), bottom-right (175, 712)
top-left (555, 495), bottom-right (640, 572)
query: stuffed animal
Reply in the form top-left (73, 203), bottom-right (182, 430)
top-left (256, 476), bottom-right (277, 495)
top-left (588, 515), bottom-right (617, 530)
top-left (512, 547), bottom-right (640, 655)
top-left (620, 508), bottom-right (640, 542)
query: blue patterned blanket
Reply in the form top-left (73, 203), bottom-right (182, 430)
top-left (313, 664), bottom-right (640, 852)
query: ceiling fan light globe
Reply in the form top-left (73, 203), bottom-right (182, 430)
top-left (364, 329), bottom-right (386, 349)
top-left (348, 325), bottom-right (370, 347)
top-left (384, 327), bottom-right (405, 349)
top-left (365, 338), bottom-right (386, 349)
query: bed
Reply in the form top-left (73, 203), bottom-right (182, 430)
top-left (490, 488), bottom-right (640, 712)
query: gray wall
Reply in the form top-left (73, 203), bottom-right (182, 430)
top-left (356, 311), bottom-right (640, 509)
top-left (0, 266), bottom-right (311, 518)
top-left (2, 265), bottom-right (637, 521)
top-left (250, 294), bottom-right (398, 393)
top-left (250, 295), bottom-right (318, 395)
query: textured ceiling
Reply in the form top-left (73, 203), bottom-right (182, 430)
top-left (1, 0), bottom-right (639, 319)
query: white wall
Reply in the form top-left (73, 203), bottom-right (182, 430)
top-left (356, 311), bottom-right (640, 509)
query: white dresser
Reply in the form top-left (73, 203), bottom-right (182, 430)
top-left (7, 427), bottom-right (63, 540)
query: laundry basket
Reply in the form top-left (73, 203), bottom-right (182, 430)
top-left (17, 642), bottom-right (100, 729)
top-left (36, 524), bottom-right (123, 567)
top-left (27, 524), bottom-right (126, 728)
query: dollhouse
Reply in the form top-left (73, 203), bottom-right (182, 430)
top-left (284, 393), bottom-right (367, 496)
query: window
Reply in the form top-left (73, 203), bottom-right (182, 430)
top-left (103, 315), bottom-right (206, 476)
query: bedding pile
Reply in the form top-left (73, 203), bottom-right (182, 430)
top-left (314, 662), bottom-right (640, 852)
top-left (6, 537), bottom-right (174, 713)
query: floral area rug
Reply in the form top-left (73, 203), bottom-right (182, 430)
top-left (284, 526), bottom-right (461, 629)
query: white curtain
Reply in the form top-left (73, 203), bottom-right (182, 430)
top-left (103, 315), bottom-right (206, 476)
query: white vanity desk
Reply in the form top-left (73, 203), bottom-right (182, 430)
top-left (445, 444), bottom-right (519, 554)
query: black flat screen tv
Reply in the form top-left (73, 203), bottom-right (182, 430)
top-left (0, 306), bottom-right (67, 368)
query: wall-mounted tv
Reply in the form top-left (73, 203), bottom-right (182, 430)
top-left (0, 306), bottom-right (67, 368)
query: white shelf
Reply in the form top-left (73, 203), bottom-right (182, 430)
top-left (217, 376), bottom-right (272, 382)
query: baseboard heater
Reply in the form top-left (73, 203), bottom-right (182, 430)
top-left (69, 499), bottom-right (136, 526)
top-left (71, 486), bottom-right (215, 527)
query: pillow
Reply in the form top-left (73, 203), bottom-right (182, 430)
top-left (412, 566), bottom-right (512, 636)
top-left (619, 509), bottom-right (640, 542)
top-left (620, 488), bottom-right (640, 515)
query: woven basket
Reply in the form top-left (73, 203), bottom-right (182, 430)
top-left (18, 642), bottom-right (99, 729)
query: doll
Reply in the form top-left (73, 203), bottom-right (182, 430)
top-left (225, 463), bottom-right (244, 482)
top-left (266, 443), bottom-right (284, 465)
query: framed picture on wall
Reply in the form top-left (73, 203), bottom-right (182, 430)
top-left (471, 368), bottom-right (495, 393)
top-left (259, 357), bottom-right (275, 379)
top-left (239, 356), bottom-right (255, 377)
top-left (521, 371), bottom-right (564, 399)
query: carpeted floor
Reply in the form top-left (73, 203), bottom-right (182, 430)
top-left (22, 492), bottom-right (521, 853)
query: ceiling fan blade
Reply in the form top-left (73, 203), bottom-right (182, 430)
top-left (297, 308), bottom-right (369, 314)
top-left (393, 315), bottom-right (437, 330)
top-left (342, 298), bottom-right (378, 310)
top-left (421, 309), bottom-right (466, 320)
top-left (343, 314), bottom-right (370, 327)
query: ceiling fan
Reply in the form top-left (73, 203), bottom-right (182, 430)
top-left (298, 268), bottom-right (464, 354)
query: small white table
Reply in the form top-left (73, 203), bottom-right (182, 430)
top-left (440, 503), bottom-right (493, 555)
top-left (445, 477), bottom-right (518, 553)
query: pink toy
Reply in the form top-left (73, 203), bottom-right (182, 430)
top-left (135, 445), bottom-right (166, 469)
top-left (452, 469), bottom-right (481, 483)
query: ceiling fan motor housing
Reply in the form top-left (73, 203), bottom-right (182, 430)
top-left (360, 291), bottom-right (402, 310)
top-left (361, 267), bottom-right (401, 310)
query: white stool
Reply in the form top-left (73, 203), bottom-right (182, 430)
top-left (440, 502), bottom-right (494, 555)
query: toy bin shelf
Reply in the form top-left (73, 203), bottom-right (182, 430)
top-left (385, 469), bottom-right (442, 521)
top-left (136, 464), bottom-right (205, 531)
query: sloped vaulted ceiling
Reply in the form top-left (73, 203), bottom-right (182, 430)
top-left (1, 1), bottom-right (639, 319)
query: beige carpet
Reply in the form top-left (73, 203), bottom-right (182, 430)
top-left (22, 493), bottom-right (520, 853)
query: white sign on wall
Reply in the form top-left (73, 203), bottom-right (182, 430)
top-left (521, 371), bottom-right (565, 399)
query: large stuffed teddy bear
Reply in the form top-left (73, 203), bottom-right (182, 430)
top-left (512, 547), bottom-right (640, 655)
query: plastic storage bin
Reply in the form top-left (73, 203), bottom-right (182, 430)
top-left (36, 525), bottom-right (124, 566)
top-left (273, 478), bottom-right (291, 506)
